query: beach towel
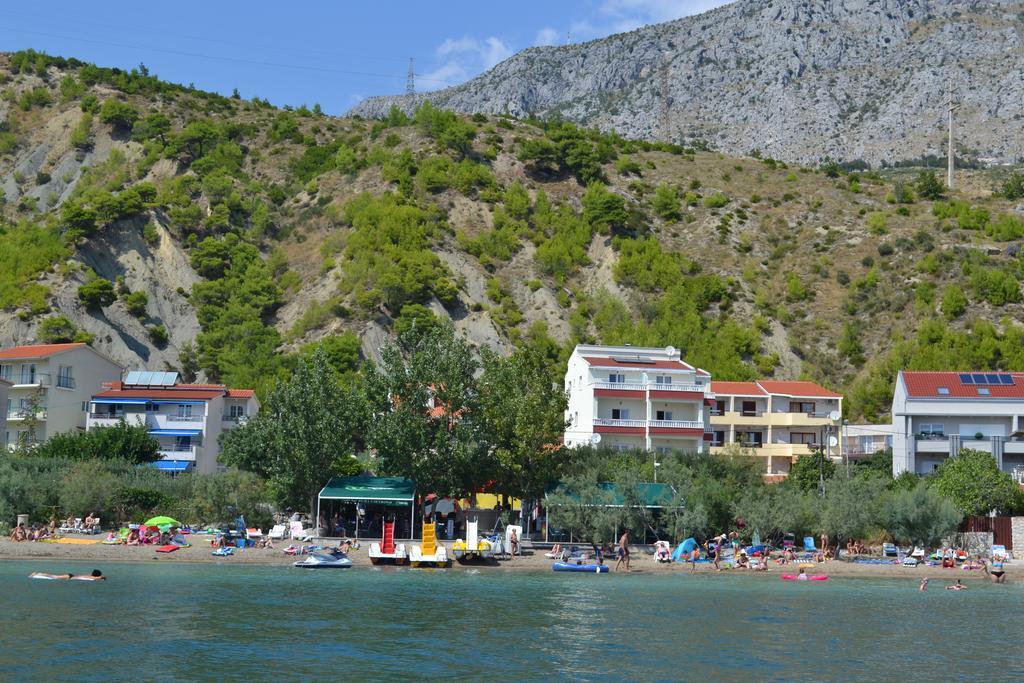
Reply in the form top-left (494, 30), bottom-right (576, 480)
top-left (40, 538), bottom-right (101, 545)
top-left (155, 544), bottom-right (179, 553)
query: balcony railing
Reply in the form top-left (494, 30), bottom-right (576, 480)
top-left (7, 409), bottom-right (47, 420)
top-left (593, 381), bottom-right (708, 393)
top-left (167, 415), bottom-right (203, 423)
top-left (222, 414), bottom-right (247, 423)
top-left (55, 375), bottom-right (75, 389)
top-left (8, 372), bottom-right (51, 386)
top-left (594, 418), bottom-right (704, 430)
top-left (89, 412), bottom-right (124, 420)
top-left (739, 410), bottom-right (765, 417)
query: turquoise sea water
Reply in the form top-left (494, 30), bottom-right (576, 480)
top-left (1, 560), bottom-right (1022, 681)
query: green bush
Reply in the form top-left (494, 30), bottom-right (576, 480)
top-left (941, 284), bottom-right (967, 320)
top-left (703, 192), bottom-right (729, 209)
top-left (582, 182), bottom-right (627, 234)
top-left (70, 112), bottom-right (94, 150)
top-left (124, 290), bottom-right (148, 317)
top-left (98, 99), bottom-right (139, 130)
top-left (18, 87), bottom-right (51, 111)
top-left (915, 170), bottom-right (944, 200)
top-left (652, 183), bottom-right (681, 222)
top-left (77, 277), bottom-right (116, 309)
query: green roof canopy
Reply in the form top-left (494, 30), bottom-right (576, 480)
top-left (546, 482), bottom-right (677, 508)
top-left (318, 476), bottom-right (415, 505)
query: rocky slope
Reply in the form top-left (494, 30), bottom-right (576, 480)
top-left (351, 0), bottom-right (1024, 166)
top-left (0, 50), bottom-right (1023, 420)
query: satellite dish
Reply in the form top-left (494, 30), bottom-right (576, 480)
top-left (828, 410), bottom-right (841, 422)
top-left (665, 345), bottom-right (677, 357)
top-left (590, 433), bottom-right (602, 445)
top-left (828, 435), bottom-right (839, 449)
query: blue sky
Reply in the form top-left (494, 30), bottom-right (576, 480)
top-left (0, 1), bottom-right (726, 114)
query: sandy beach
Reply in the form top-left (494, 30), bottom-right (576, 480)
top-left (0, 537), bottom-right (1014, 582)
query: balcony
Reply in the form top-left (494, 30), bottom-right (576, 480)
top-left (158, 445), bottom-right (197, 461)
top-left (222, 414), bottom-right (248, 425)
top-left (769, 410), bottom-right (839, 427)
top-left (593, 418), bottom-right (704, 433)
top-left (166, 414), bottom-right (203, 423)
top-left (713, 410), bottom-right (769, 426)
top-left (593, 381), bottom-right (708, 393)
top-left (88, 411), bottom-right (125, 420)
top-left (7, 372), bottom-right (52, 387)
top-left (6, 409), bottom-right (47, 421)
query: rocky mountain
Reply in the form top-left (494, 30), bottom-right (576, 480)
top-left (1, 49), bottom-right (1023, 421)
top-left (351, 0), bottom-right (1024, 166)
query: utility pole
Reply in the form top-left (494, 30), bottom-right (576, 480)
top-left (946, 80), bottom-right (959, 190)
top-left (406, 58), bottom-right (415, 96)
top-left (659, 51), bottom-right (671, 143)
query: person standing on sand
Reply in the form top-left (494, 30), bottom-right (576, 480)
top-left (615, 529), bottom-right (631, 572)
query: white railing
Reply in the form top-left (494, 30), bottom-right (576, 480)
top-left (167, 415), bottom-right (203, 423)
top-left (593, 382), bottom-right (708, 393)
top-left (652, 420), bottom-right (704, 429)
top-left (158, 446), bottom-right (197, 460)
top-left (594, 418), bottom-right (703, 429)
top-left (593, 418), bottom-right (647, 428)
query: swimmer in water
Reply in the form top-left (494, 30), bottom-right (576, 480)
top-left (919, 577), bottom-right (929, 591)
top-left (29, 569), bottom-right (105, 581)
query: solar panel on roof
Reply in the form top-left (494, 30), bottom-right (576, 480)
top-left (960, 373), bottom-right (973, 384)
top-left (1000, 375), bottom-right (1015, 385)
top-left (124, 370), bottom-right (142, 385)
top-left (972, 373), bottom-right (987, 384)
top-left (986, 373), bottom-right (1002, 384)
top-left (156, 371), bottom-right (178, 386)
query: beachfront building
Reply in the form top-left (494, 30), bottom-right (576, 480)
top-left (0, 343), bottom-right (123, 449)
top-left (85, 371), bottom-right (259, 475)
top-left (844, 423), bottom-right (893, 461)
top-left (563, 344), bottom-right (714, 454)
top-left (891, 371), bottom-right (1024, 477)
top-left (0, 376), bottom-right (10, 444)
top-left (709, 380), bottom-right (843, 476)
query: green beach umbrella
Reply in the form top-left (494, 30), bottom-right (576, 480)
top-left (144, 516), bottom-right (181, 528)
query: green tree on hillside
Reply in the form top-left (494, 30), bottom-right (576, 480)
top-left (652, 182), bottom-right (682, 222)
top-left (915, 170), bottom-right (945, 200)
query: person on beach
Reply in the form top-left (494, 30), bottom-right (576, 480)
top-left (706, 538), bottom-right (720, 571)
top-left (29, 569), bottom-right (105, 581)
top-left (509, 528), bottom-right (519, 558)
top-left (10, 523), bottom-right (28, 542)
top-left (126, 527), bottom-right (140, 546)
top-left (820, 533), bottom-right (829, 555)
top-left (615, 529), bottom-right (631, 572)
top-left (797, 568), bottom-right (808, 580)
top-left (986, 557), bottom-right (1007, 584)
top-left (84, 513), bottom-right (97, 530)
top-left (946, 579), bottom-right (965, 590)
top-left (919, 577), bottom-right (929, 591)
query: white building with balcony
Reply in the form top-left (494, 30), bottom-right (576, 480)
top-left (844, 423), bottom-right (893, 460)
top-left (708, 380), bottom-right (843, 476)
top-left (564, 344), bottom-right (713, 454)
top-left (86, 371), bottom-right (259, 475)
top-left (892, 371), bottom-right (1024, 477)
top-left (0, 343), bottom-right (123, 448)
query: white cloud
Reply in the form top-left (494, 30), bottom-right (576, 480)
top-left (420, 35), bottom-right (513, 89)
top-left (563, 1), bottom-right (729, 41)
top-left (534, 27), bottom-right (561, 46)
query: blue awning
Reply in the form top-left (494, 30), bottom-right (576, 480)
top-left (150, 428), bottom-right (202, 437)
top-left (92, 398), bottom-right (149, 405)
top-left (153, 460), bottom-right (192, 473)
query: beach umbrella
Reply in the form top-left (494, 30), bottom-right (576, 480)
top-left (144, 516), bottom-right (181, 528)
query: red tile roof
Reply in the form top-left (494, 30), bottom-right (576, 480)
top-left (756, 380), bottom-right (842, 399)
top-left (583, 356), bottom-right (692, 371)
top-left (94, 388), bottom-right (224, 401)
top-left (0, 343), bottom-right (86, 360)
top-left (901, 371), bottom-right (1024, 399)
top-left (226, 389), bottom-right (255, 398)
top-left (711, 381), bottom-right (766, 396)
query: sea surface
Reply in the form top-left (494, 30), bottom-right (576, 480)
top-left (0, 560), bottom-right (1021, 681)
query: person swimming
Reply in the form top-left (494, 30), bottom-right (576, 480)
top-left (29, 569), bottom-right (105, 581)
top-left (919, 577), bottom-right (929, 591)
top-left (946, 578), bottom-right (965, 590)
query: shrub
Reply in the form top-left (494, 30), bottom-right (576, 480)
top-left (915, 170), bottom-right (944, 200)
top-left (70, 112), bottom-right (94, 150)
top-left (941, 284), bottom-right (967, 320)
top-left (703, 192), bottom-right (729, 209)
top-left (652, 183), bottom-right (681, 222)
top-left (38, 316), bottom-right (79, 343)
top-left (124, 290), bottom-right (148, 317)
top-left (18, 87), bottom-right (51, 111)
top-left (615, 156), bottom-right (642, 176)
top-left (1000, 171), bottom-right (1024, 200)
top-left (98, 99), bottom-right (139, 130)
top-left (582, 182), bottom-right (627, 234)
top-left (866, 212), bottom-right (887, 235)
top-left (77, 277), bottom-right (116, 309)
top-left (148, 324), bottom-right (169, 346)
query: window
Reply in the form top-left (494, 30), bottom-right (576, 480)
top-left (611, 408), bottom-right (630, 420)
top-left (656, 446), bottom-right (672, 455)
top-left (177, 404), bottom-right (193, 418)
top-left (175, 436), bottom-right (192, 451)
top-left (789, 401), bottom-right (815, 414)
top-left (0, 365), bottom-right (10, 381)
top-left (655, 410), bottom-right (673, 421)
top-left (56, 366), bottom-right (74, 389)
top-left (741, 400), bottom-right (757, 416)
top-left (791, 432), bottom-right (817, 445)
top-left (712, 399), bottom-right (726, 416)
top-left (740, 431), bottom-right (763, 446)
top-left (655, 375), bottom-right (672, 385)
top-left (712, 430), bottom-right (725, 446)
top-left (919, 423), bottom-right (945, 438)
top-left (977, 388), bottom-right (990, 396)
top-left (20, 364), bottom-right (36, 384)
top-left (937, 387), bottom-right (949, 395)
top-left (145, 402), bottom-right (158, 412)
top-left (608, 373), bottom-right (625, 384)
top-left (229, 405), bottom-right (245, 419)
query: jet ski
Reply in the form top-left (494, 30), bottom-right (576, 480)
top-left (293, 549), bottom-right (353, 569)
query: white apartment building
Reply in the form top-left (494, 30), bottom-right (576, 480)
top-left (0, 377), bottom-right (10, 442)
top-left (86, 371), bottom-right (259, 475)
top-left (0, 343), bottom-right (123, 448)
top-left (564, 344), bottom-right (713, 454)
top-left (891, 371), bottom-right (1024, 477)
top-left (708, 380), bottom-right (843, 476)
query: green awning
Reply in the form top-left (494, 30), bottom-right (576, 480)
top-left (318, 476), bottom-right (415, 505)
top-left (546, 482), bottom-right (677, 508)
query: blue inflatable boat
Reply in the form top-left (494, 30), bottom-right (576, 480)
top-left (552, 562), bottom-right (609, 573)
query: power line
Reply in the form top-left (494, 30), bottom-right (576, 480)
top-left (0, 24), bottom-right (454, 86)
top-left (407, 57), bottom-right (415, 96)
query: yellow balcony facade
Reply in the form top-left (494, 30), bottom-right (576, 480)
top-left (711, 411), bottom-right (769, 427)
top-left (767, 411), bottom-right (837, 428)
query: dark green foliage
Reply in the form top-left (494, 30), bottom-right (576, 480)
top-left (941, 284), bottom-right (967, 319)
top-left (37, 316), bottom-right (82, 344)
top-left (268, 112), bottom-right (302, 142)
top-left (298, 332), bottom-right (362, 380)
top-left (969, 267), bottom-right (1021, 306)
top-left (518, 121), bottom-right (613, 184)
top-left (414, 102), bottom-right (476, 157)
top-left (18, 87), bottom-right (52, 111)
top-left (885, 482), bottom-right (962, 547)
top-left (339, 192), bottom-right (457, 310)
top-left (124, 290), bottom-right (148, 317)
top-left (132, 112), bottom-right (171, 144)
top-left (915, 170), bottom-right (944, 200)
top-left (652, 182), bottom-right (681, 222)
top-left (77, 277), bottom-right (116, 309)
top-left (98, 99), bottom-right (139, 130)
top-left (931, 448), bottom-right (1019, 515)
top-left (33, 423), bottom-right (159, 463)
top-left (999, 171), bottom-right (1024, 200)
top-left (70, 112), bottom-right (93, 150)
top-left (582, 182), bottom-right (627, 234)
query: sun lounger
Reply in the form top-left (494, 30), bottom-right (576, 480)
top-left (803, 537), bottom-right (817, 551)
top-left (991, 545), bottom-right (1008, 561)
top-left (290, 521), bottom-right (313, 541)
top-left (268, 524), bottom-right (287, 540)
